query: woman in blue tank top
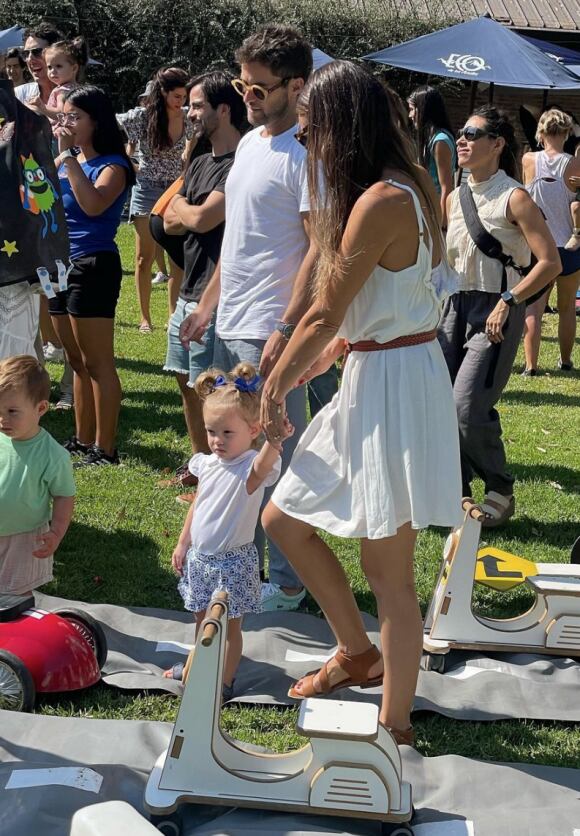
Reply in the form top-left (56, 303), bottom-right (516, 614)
top-left (48, 86), bottom-right (135, 467)
top-left (408, 85), bottom-right (457, 229)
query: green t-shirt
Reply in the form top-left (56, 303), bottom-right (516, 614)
top-left (0, 428), bottom-right (76, 536)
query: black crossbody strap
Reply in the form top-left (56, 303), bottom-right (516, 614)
top-left (459, 184), bottom-right (526, 294)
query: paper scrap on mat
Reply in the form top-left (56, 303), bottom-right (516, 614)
top-left (413, 821), bottom-right (475, 835)
top-left (6, 767), bottom-right (103, 794)
top-left (285, 648), bottom-right (336, 663)
top-left (156, 641), bottom-right (193, 655)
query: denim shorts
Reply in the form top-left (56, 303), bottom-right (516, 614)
top-left (129, 178), bottom-right (173, 219)
top-left (164, 297), bottom-right (215, 385)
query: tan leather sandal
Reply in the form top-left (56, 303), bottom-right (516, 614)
top-left (288, 644), bottom-right (382, 699)
top-left (379, 722), bottom-right (415, 747)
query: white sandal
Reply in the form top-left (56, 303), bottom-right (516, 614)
top-left (480, 491), bottom-right (515, 528)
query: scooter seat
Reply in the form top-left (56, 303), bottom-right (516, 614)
top-left (0, 593), bottom-right (35, 622)
top-left (527, 575), bottom-right (580, 595)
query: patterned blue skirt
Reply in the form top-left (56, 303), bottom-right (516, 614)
top-left (178, 542), bottom-right (262, 618)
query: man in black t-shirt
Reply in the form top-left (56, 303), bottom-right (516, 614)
top-left (162, 72), bottom-right (244, 494)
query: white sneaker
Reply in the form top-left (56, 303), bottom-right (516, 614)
top-left (260, 581), bottom-right (306, 612)
top-left (43, 342), bottom-right (64, 362)
top-left (564, 233), bottom-right (580, 252)
top-left (152, 271), bottom-right (169, 284)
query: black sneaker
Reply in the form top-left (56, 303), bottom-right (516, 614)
top-left (557, 359), bottom-right (573, 371)
top-left (73, 445), bottom-right (120, 468)
top-left (63, 436), bottom-right (92, 455)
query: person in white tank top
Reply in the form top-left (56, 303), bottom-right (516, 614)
top-left (522, 108), bottom-right (580, 373)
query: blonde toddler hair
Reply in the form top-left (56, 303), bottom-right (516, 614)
top-left (194, 363), bottom-right (262, 444)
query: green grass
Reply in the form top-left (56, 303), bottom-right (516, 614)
top-left (40, 222), bottom-right (580, 766)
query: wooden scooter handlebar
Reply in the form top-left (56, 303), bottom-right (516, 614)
top-left (201, 591), bottom-right (229, 647)
top-left (461, 498), bottom-right (486, 522)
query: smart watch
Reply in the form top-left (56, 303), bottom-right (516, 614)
top-left (275, 321), bottom-right (296, 340)
top-left (500, 290), bottom-right (520, 307)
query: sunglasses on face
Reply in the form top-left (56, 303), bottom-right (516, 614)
top-left (457, 126), bottom-right (499, 142)
top-left (294, 125), bottom-right (308, 148)
top-left (55, 112), bottom-right (80, 125)
top-left (22, 47), bottom-right (44, 60)
top-left (231, 77), bottom-right (290, 102)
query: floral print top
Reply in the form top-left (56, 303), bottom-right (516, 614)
top-left (117, 106), bottom-right (194, 184)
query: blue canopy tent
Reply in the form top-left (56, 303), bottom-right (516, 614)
top-left (312, 48), bottom-right (334, 70)
top-left (364, 16), bottom-right (580, 102)
top-left (0, 25), bottom-right (24, 51)
top-left (521, 34), bottom-right (580, 80)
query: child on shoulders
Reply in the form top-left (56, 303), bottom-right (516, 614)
top-left (164, 362), bottom-right (293, 701)
top-left (0, 355), bottom-right (76, 595)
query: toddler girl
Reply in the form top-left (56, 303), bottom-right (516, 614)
top-left (164, 363), bottom-right (293, 701)
top-left (30, 37), bottom-right (88, 122)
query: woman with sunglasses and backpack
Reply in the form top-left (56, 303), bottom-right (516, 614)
top-left (440, 108), bottom-right (561, 527)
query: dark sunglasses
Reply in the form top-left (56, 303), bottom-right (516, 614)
top-left (294, 125), bottom-right (308, 148)
top-left (231, 77), bottom-right (290, 102)
top-left (457, 126), bottom-right (499, 142)
top-left (22, 47), bottom-right (44, 60)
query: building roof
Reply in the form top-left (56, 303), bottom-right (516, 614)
top-left (389, 0), bottom-right (580, 32)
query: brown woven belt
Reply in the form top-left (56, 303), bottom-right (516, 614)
top-left (345, 329), bottom-right (437, 359)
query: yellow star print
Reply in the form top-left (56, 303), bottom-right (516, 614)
top-left (1, 240), bottom-right (19, 257)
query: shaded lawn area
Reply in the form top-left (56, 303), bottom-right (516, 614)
top-left (40, 223), bottom-right (580, 766)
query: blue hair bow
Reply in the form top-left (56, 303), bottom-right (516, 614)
top-left (213, 374), bottom-right (262, 393)
top-left (233, 374), bottom-right (262, 393)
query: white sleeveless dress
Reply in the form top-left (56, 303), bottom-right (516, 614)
top-left (272, 181), bottom-right (463, 539)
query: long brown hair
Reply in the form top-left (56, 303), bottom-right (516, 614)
top-left (146, 66), bottom-right (189, 152)
top-left (306, 61), bottom-right (437, 304)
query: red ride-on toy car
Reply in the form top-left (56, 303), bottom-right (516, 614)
top-left (0, 593), bottom-right (107, 711)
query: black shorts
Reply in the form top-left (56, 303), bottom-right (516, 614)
top-left (48, 251), bottom-right (122, 319)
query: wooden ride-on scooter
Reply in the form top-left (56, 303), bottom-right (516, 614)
top-left (145, 591), bottom-right (414, 835)
top-left (423, 500), bottom-right (580, 671)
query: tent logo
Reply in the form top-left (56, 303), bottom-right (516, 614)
top-left (439, 53), bottom-right (490, 75)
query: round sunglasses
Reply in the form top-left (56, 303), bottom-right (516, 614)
top-left (231, 77), bottom-right (290, 102)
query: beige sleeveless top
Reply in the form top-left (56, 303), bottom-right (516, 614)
top-left (446, 169), bottom-right (531, 293)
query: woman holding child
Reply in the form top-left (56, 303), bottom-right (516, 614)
top-left (261, 61), bottom-right (463, 746)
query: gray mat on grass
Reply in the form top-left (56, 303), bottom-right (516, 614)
top-left (2, 711), bottom-right (580, 836)
top-left (36, 594), bottom-right (580, 722)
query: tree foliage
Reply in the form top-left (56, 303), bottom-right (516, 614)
top-left (0, 0), bottom-right (447, 107)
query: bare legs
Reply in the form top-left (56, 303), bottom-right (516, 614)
top-left (167, 256), bottom-right (182, 319)
top-left (133, 215), bottom-right (155, 330)
top-left (165, 611), bottom-right (242, 688)
top-left (523, 289), bottom-right (550, 372)
top-left (175, 373), bottom-right (209, 454)
top-left (51, 314), bottom-right (121, 455)
top-left (557, 271), bottom-right (580, 366)
top-left (263, 505), bottom-right (420, 730)
top-left (39, 295), bottom-right (61, 348)
top-left (523, 272), bottom-right (579, 371)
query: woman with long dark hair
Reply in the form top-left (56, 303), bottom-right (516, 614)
top-left (408, 85), bottom-right (456, 228)
top-left (260, 61), bottom-right (463, 745)
top-left (118, 67), bottom-right (194, 331)
top-left (440, 107), bottom-right (560, 525)
top-left (49, 85), bottom-right (135, 466)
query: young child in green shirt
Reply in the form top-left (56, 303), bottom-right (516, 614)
top-left (0, 355), bottom-right (76, 594)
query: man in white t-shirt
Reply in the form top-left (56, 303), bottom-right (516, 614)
top-left (180, 24), bottom-right (316, 611)
top-left (14, 23), bottom-right (61, 107)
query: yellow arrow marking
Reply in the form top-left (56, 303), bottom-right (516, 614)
top-left (475, 547), bottom-right (538, 591)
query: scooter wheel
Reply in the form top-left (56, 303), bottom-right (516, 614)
top-left (53, 608), bottom-right (108, 669)
top-left (150, 812), bottom-right (182, 836)
top-left (381, 824), bottom-right (414, 835)
top-left (420, 652), bottom-right (446, 673)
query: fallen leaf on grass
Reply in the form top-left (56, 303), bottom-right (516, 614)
top-left (548, 481), bottom-right (563, 491)
top-left (537, 447), bottom-right (547, 453)
top-left (541, 428), bottom-right (550, 435)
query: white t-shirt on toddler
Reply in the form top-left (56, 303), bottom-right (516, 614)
top-left (187, 449), bottom-right (281, 555)
top-left (217, 125), bottom-right (310, 341)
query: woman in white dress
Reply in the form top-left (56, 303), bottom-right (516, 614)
top-left (260, 61), bottom-right (462, 746)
